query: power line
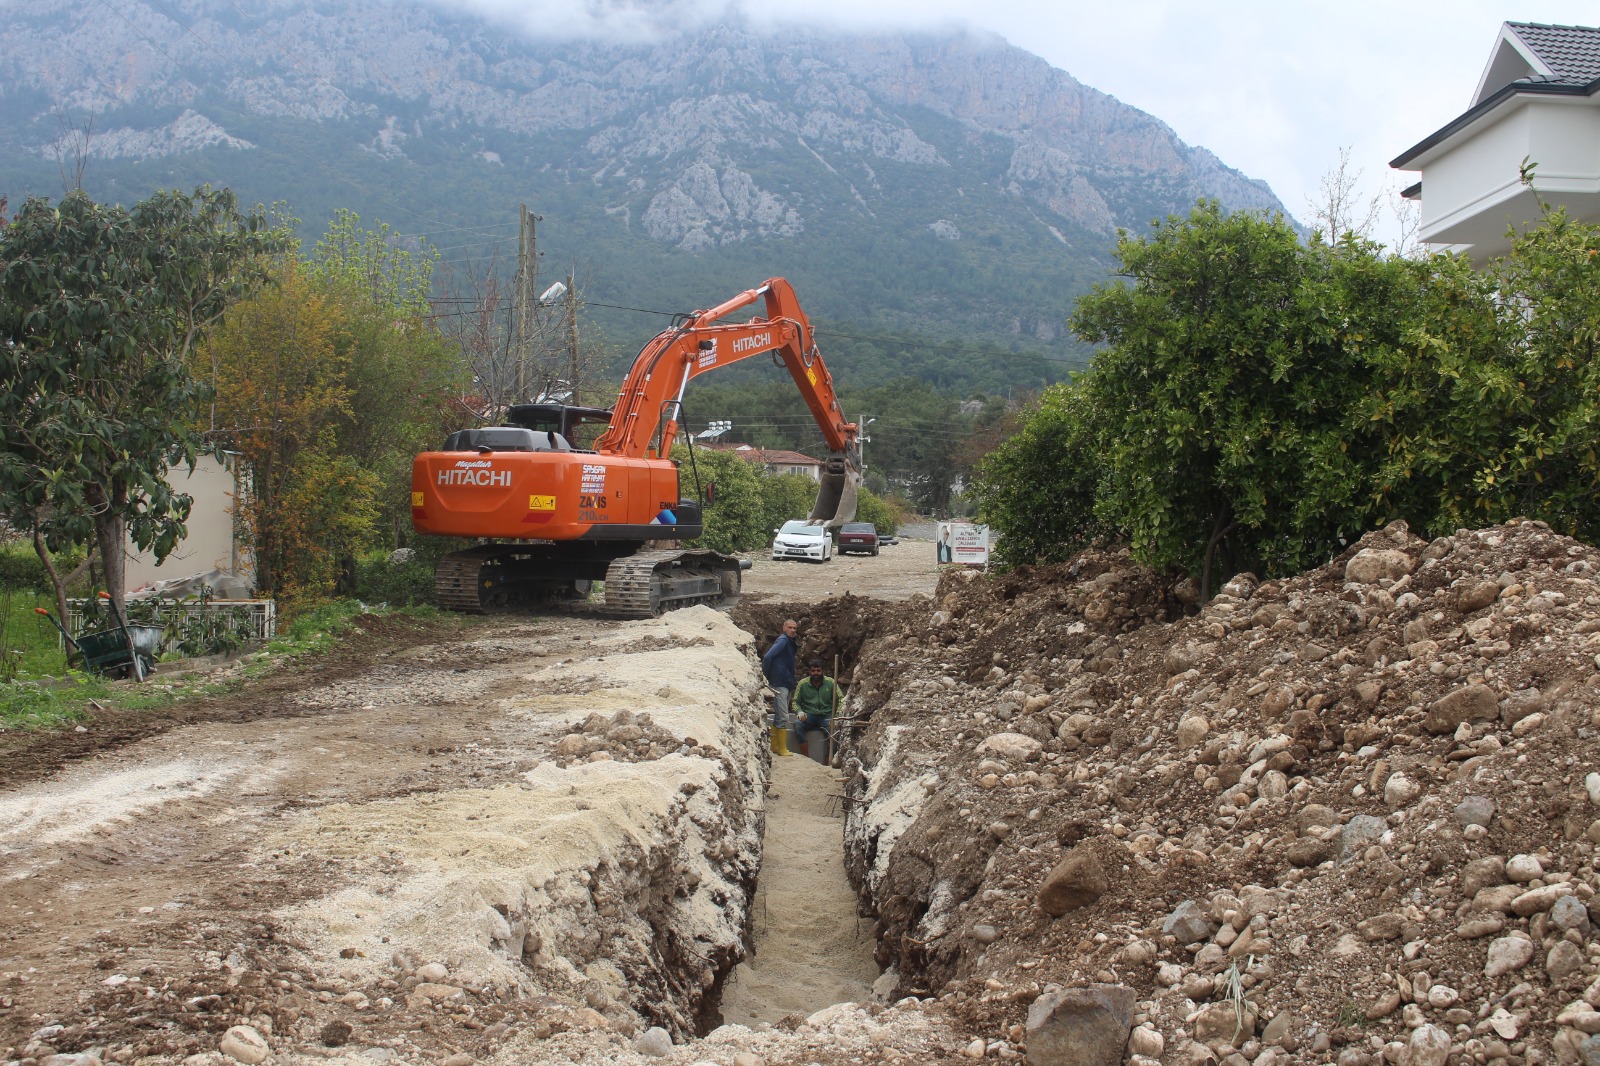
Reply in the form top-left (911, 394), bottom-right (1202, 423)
top-left (587, 300), bottom-right (682, 317)
top-left (813, 328), bottom-right (1082, 365)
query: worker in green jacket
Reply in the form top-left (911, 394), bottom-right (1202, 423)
top-left (791, 659), bottom-right (839, 758)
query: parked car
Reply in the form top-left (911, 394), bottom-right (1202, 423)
top-left (772, 520), bottom-right (832, 563)
top-left (838, 522), bottom-right (880, 556)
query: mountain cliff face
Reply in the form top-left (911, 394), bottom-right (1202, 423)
top-left (0, 0), bottom-right (1293, 355)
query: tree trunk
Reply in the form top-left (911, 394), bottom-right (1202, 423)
top-left (94, 512), bottom-right (128, 616)
top-left (32, 526), bottom-right (96, 628)
top-left (1199, 504), bottom-right (1237, 603)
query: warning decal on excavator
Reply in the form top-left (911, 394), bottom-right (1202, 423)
top-left (523, 495), bottom-right (558, 524)
top-left (411, 492), bottom-right (424, 508)
top-left (806, 368), bottom-right (818, 386)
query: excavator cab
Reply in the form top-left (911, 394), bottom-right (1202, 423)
top-left (506, 403), bottom-right (614, 451)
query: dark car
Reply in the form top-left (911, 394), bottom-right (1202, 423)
top-left (838, 522), bottom-right (880, 556)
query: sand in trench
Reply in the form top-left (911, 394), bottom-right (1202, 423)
top-left (718, 750), bottom-right (879, 1025)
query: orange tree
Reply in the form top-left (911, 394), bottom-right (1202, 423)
top-left (973, 203), bottom-right (1481, 593)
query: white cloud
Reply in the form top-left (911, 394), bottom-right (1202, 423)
top-left (428, 0), bottom-right (1599, 246)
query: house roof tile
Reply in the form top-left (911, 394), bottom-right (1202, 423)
top-left (1393, 21), bottom-right (1600, 169)
top-left (1507, 22), bottom-right (1600, 85)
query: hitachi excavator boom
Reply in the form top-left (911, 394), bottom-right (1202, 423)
top-left (411, 278), bottom-right (860, 616)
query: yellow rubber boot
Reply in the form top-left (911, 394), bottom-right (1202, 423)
top-left (770, 725), bottom-right (791, 756)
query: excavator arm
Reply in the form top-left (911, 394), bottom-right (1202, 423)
top-left (594, 277), bottom-right (861, 527)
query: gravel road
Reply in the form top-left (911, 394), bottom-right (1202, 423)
top-left (738, 533), bottom-right (939, 604)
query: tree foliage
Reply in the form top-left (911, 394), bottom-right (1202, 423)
top-left (204, 213), bottom-right (468, 606)
top-left (0, 187), bottom-right (283, 613)
top-left (204, 263), bottom-right (364, 603)
top-left (967, 383), bottom-right (1109, 567)
top-left (973, 199), bottom-right (1600, 593)
top-left (674, 446), bottom-right (767, 554)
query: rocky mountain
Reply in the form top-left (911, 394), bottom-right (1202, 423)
top-left (0, 0), bottom-right (1294, 358)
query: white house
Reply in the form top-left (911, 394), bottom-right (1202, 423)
top-left (1391, 21), bottom-right (1600, 260)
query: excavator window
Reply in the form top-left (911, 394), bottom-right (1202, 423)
top-left (441, 428), bottom-right (570, 452)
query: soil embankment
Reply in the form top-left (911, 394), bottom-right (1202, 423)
top-left (842, 520), bottom-right (1600, 1063)
top-left (2, 608), bottom-right (770, 1060)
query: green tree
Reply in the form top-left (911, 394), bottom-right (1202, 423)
top-left (969, 381), bottom-right (1112, 567)
top-left (1066, 204), bottom-right (1442, 593)
top-left (1454, 205), bottom-right (1600, 533)
top-left (759, 473), bottom-right (819, 536)
top-left (204, 263), bottom-right (359, 601)
top-left (674, 446), bottom-right (768, 553)
top-left (975, 201), bottom-right (1497, 592)
top-left (853, 487), bottom-right (906, 536)
top-left (0, 187), bottom-right (282, 615)
top-left (308, 210), bottom-right (467, 546)
top-left (309, 208), bottom-right (437, 316)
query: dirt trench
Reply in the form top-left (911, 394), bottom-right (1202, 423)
top-left (1, 542), bottom-right (980, 1065)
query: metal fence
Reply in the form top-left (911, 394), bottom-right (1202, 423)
top-left (66, 599), bottom-right (277, 645)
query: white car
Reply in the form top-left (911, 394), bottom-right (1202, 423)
top-left (771, 520), bottom-right (832, 562)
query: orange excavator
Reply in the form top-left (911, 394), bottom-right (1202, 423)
top-left (411, 277), bottom-right (860, 617)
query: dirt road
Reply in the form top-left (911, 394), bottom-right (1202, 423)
top-left (738, 534), bottom-right (936, 603)
top-left (0, 538), bottom-right (953, 1066)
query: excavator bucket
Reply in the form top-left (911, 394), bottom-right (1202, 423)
top-left (808, 451), bottom-right (861, 530)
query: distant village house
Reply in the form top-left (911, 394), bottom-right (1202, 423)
top-left (704, 443), bottom-right (824, 481)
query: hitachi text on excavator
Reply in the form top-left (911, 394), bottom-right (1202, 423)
top-left (410, 278), bottom-right (861, 617)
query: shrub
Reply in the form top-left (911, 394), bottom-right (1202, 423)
top-left (354, 550), bottom-right (438, 607)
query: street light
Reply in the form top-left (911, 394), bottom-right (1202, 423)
top-left (860, 416), bottom-right (876, 472)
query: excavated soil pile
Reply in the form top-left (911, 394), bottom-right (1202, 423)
top-left (733, 596), bottom-right (900, 688)
top-left (842, 521), bottom-right (1600, 1065)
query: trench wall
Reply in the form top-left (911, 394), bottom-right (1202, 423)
top-left (267, 607), bottom-right (771, 1041)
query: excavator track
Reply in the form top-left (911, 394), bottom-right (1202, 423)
top-left (602, 549), bottom-right (741, 619)
top-left (434, 545), bottom-right (505, 614)
top-left (433, 545), bottom-right (593, 614)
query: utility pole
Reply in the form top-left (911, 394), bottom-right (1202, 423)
top-left (565, 271), bottom-right (580, 406)
top-left (512, 205), bottom-right (539, 404)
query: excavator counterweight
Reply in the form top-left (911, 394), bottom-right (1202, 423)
top-left (412, 278), bottom-right (860, 616)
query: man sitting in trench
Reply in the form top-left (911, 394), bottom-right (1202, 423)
top-left (790, 659), bottom-right (839, 759)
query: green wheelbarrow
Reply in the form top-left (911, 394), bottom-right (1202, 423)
top-left (34, 608), bottom-right (163, 681)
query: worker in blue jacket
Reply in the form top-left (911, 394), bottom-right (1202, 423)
top-left (761, 619), bottom-right (798, 754)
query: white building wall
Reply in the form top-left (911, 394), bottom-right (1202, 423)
top-left (1418, 99), bottom-right (1600, 256)
top-left (123, 455), bottom-right (250, 595)
top-left (1421, 106), bottom-right (1531, 235)
top-left (1526, 104), bottom-right (1600, 192)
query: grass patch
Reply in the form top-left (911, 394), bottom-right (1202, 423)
top-left (0, 589), bottom-right (78, 680)
top-left (0, 598), bottom-right (459, 731)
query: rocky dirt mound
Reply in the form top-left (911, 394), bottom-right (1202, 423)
top-left (733, 595), bottom-right (900, 687)
top-left (842, 521), bottom-right (1600, 1064)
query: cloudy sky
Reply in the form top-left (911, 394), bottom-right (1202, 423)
top-left (451, 0), bottom-right (1598, 248)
